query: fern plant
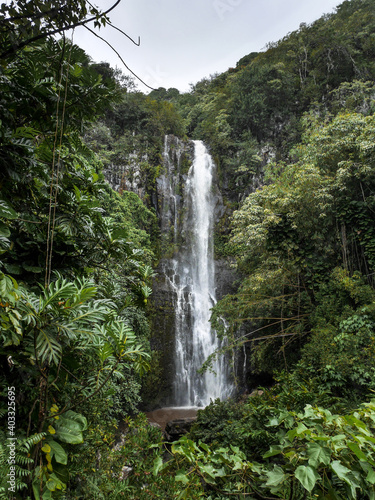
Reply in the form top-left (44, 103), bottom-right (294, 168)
top-left (0, 429), bottom-right (39, 498)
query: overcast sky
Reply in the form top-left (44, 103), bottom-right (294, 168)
top-left (72, 0), bottom-right (342, 92)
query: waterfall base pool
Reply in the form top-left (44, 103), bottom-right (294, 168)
top-left (146, 407), bottom-right (199, 431)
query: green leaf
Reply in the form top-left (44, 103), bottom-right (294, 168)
top-left (36, 330), bottom-right (61, 365)
top-left (199, 464), bottom-right (217, 479)
top-left (265, 465), bottom-right (287, 487)
top-left (296, 422), bottom-right (309, 435)
top-left (0, 200), bottom-right (17, 219)
top-left (3, 263), bottom-right (22, 275)
top-left (54, 411), bottom-right (87, 444)
top-left (367, 468), bottom-right (375, 485)
top-left (295, 465), bottom-right (320, 492)
top-left (200, 442), bottom-right (210, 452)
top-left (0, 222), bottom-right (10, 237)
top-left (347, 442), bottom-right (367, 461)
top-left (267, 416), bottom-right (280, 427)
top-left (330, 460), bottom-right (351, 483)
top-left (32, 482), bottom-right (41, 500)
top-left (23, 264), bottom-right (43, 273)
top-left (47, 439), bottom-right (68, 465)
top-left (45, 473), bottom-right (65, 492)
top-left (307, 442), bottom-right (331, 467)
top-left (63, 410), bottom-right (87, 430)
top-left (175, 472), bottom-right (189, 484)
top-left (286, 428), bottom-right (297, 442)
top-left (153, 456), bottom-right (163, 476)
top-left (0, 236), bottom-right (11, 253)
top-left (263, 445), bottom-right (283, 458)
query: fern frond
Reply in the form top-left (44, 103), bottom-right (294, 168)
top-left (20, 432), bottom-right (46, 452)
top-left (14, 464), bottom-right (32, 476)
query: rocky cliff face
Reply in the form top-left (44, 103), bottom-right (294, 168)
top-left (103, 134), bottom-right (240, 409)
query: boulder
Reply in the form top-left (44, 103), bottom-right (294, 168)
top-left (164, 417), bottom-right (196, 441)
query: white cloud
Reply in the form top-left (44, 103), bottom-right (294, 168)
top-left (73, 0), bottom-right (342, 92)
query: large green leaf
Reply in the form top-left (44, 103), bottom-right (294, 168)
top-left (330, 460), bottom-right (352, 483)
top-left (307, 442), bottom-right (331, 467)
top-left (46, 438), bottom-right (68, 465)
top-left (0, 199), bottom-right (17, 219)
top-left (0, 235), bottom-right (11, 253)
top-left (295, 465), bottom-right (320, 492)
top-left (347, 442), bottom-right (368, 461)
top-left (36, 330), bottom-right (61, 365)
top-left (265, 465), bottom-right (287, 487)
top-left (3, 263), bottom-right (22, 275)
top-left (23, 264), bottom-right (43, 273)
top-left (0, 222), bottom-right (10, 237)
top-left (54, 411), bottom-right (87, 444)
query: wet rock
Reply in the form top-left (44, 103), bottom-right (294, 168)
top-left (148, 422), bottom-right (162, 430)
top-left (164, 417), bottom-right (197, 441)
top-left (249, 389), bottom-right (264, 397)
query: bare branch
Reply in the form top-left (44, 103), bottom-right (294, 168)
top-left (107, 20), bottom-right (140, 46)
top-left (83, 25), bottom-right (155, 90)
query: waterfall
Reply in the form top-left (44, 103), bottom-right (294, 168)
top-left (167, 140), bottom-right (231, 407)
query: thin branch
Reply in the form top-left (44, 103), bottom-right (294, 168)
top-left (17, 218), bottom-right (43, 224)
top-left (245, 331), bottom-right (298, 343)
top-left (49, 357), bottom-right (63, 387)
top-left (27, 398), bottom-right (39, 438)
top-left (83, 25), bottom-right (155, 90)
top-left (45, 35), bottom-right (65, 288)
top-left (233, 314), bottom-right (309, 322)
top-left (60, 364), bottom-right (84, 383)
top-left (107, 20), bottom-right (140, 46)
top-left (85, 0), bottom-right (140, 46)
top-left (227, 318), bottom-right (305, 349)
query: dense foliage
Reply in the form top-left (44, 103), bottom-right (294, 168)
top-left (2, 0), bottom-right (375, 498)
top-left (0, 2), bottom-right (160, 497)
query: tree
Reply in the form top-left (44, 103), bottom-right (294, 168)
top-left (0, 15), bottom-right (156, 497)
top-left (213, 111), bottom-right (375, 376)
top-left (0, 0), bottom-right (121, 60)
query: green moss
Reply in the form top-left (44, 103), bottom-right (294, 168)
top-left (179, 152), bottom-right (192, 175)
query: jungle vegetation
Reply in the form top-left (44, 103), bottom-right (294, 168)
top-left (1, 0), bottom-right (375, 498)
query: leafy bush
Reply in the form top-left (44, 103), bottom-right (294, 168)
top-left (189, 375), bottom-right (338, 460)
top-left (66, 414), bottom-right (180, 500)
top-left (164, 400), bottom-right (375, 499)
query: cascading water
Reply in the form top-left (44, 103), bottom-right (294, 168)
top-left (165, 140), bottom-right (232, 407)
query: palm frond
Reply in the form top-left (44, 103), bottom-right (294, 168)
top-left (41, 277), bottom-right (76, 311)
